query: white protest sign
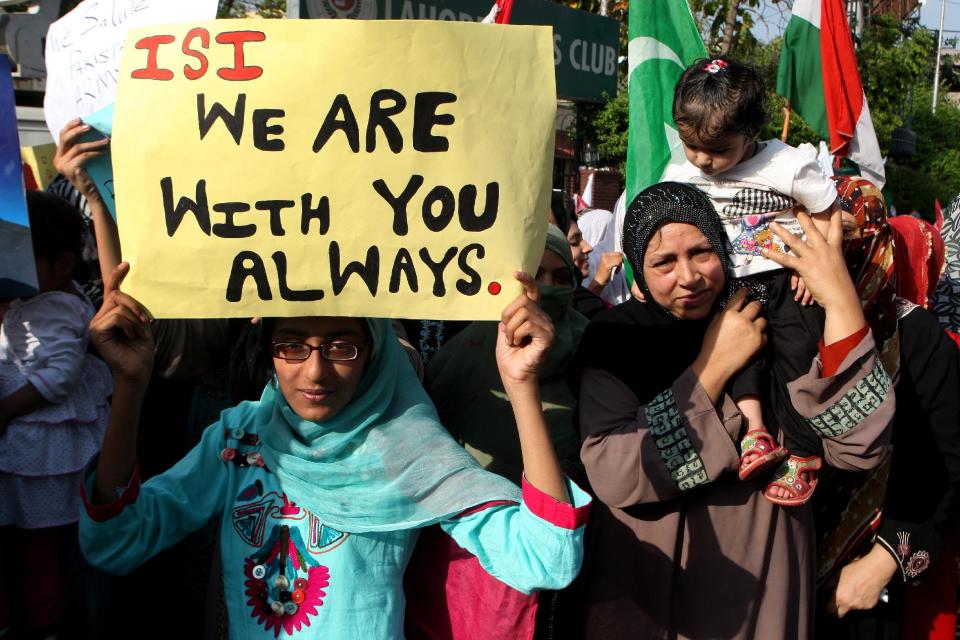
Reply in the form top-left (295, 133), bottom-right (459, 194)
top-left (43, 0), bottom-right (218, 141)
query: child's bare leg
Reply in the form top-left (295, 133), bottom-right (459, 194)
top-left (736, 395), bottom-right (768, 465)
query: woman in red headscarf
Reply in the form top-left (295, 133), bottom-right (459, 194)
top-left (888, 215), bottom-right (947, 310)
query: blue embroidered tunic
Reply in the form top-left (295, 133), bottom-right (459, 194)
top-left (79, 412), bottom-right (590, 639)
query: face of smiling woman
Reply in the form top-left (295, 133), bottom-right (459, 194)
top-left (271, 316), bottom-right (371, 423)
top-left (641, 222), bottom-right (725, 320)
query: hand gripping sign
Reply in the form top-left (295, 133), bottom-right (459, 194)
top-left (113, 20), bottom-right (556, 320)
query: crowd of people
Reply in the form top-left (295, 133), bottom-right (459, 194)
top-left (1, 55), bottom-right (958, 640)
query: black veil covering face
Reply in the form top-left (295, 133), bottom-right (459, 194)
top-left (572, 182), bottom-right (731, 405)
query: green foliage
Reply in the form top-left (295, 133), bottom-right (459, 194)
top-left (939, 55), bottom-right (960, 92)
top-left (688, 0), bottom-right (780, 54)
top-left (886, 88), bottom-right (960, 214)
top-left (218, 0), bottom-right (287, 18)
top-left (857, 15), bottom-right (935, 149)
top-left (581, 92), bottom-right (629, 175)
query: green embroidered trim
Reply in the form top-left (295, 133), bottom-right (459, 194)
top-left (807, 358), bottom-right (891, 438)
top-left (645, 388), bottom-right (709, 491)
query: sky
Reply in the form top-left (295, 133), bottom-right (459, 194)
top-left (919, 0), bottom-right (960, 43)
top-left (752, 0), bottom-right (960, 44)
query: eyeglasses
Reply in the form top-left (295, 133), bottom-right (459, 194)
top-left (271, 341), bottom-right (365, 362)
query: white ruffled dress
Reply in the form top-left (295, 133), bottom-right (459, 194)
top-left (0, 291), bottom-right (112, 528)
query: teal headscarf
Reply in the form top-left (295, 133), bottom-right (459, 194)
top-left (254, 317), bottom-right (520, 533)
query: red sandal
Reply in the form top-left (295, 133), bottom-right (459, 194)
top-left (764, 455), bottom-right (823, 506)
top-left (738, 429), bottom-right (788, 481)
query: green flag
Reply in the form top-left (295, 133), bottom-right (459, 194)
top-left (626, 0), bottom-right (706, 202)
top-left (619, 0), bottom-right (705, 284)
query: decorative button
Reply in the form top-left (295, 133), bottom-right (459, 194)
top-left (279, 590), bottom-right (291, 602)
top-left (252, 564), bottom-right (267, 579)
top-left (246, 452), bottom-right (262, 466)
top-left (274, 575), bottom-right (290, 590)
top-left (294, 578), bottom-right (308, 591)
top-left (231, 427), bottom-right (246, 440)
top-left (291, 589), bottom-right (305, 604)
top-left (269, 600), bottom-right (285, 616)
top-left (220, 448), bottom-right (237, 462)
top-left (284, 602), bottom-right (298, 615)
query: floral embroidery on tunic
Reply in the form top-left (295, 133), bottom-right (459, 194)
top-left (806, 358), bottom-right (890, 438)
top-left (905, 551), bottom-right (931, 579)
top-left (234, 488), bottom-right (348, 636)
top-left (645, 388), bottom-right (709, 491)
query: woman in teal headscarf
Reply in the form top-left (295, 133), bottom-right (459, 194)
top-left (78, 263), bottom-right (591, 640)
top-left (426, 225), bottom-right (589, 486)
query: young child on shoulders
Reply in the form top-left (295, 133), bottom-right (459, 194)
top-left (664, 56), bottom-right (842, 506)
top-left (0, 191), bottom-right (113, 637)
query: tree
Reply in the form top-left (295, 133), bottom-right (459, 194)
top-left (218, 0), bottom-right (286, 18)
top-left (856, 15), bottom-right (935, 149)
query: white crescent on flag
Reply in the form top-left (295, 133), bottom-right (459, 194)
top-left (627, 37), bottom-right (684, 77)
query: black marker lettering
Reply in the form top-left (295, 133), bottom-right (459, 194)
top-left (197, 93), bottom-right (245, 144)
top-left (456, 243), bottom-right (484, 295)
top-left (458, 183), bottom-right (499, 232)
top-left (252, 108), bottom-right (285, 151)
top-left (366, 89), bottom-right (405, 153)
top-left (255, 200), bottom-right (293, 236)
top-left (412, 92), bottom-right (456, 152)
top-left (418, 246), bottom-right (457, 296)
top-left (272, 251), bottom-right (325, 301)
top-left (330, 241), bottom-right (379, 296)
top-left (300, 194), bottom-right (330, 235)
top-left (212, 201), bottom-right (255, 238)
top-left (226, 250), bottom-right (272, 301)
top-left (421, 185), bottom-right (455, 232)
top-left (388, 247), bottom-right (419, 293)
top-left (372, 175), bottom-right (423, 236)
top-left (161, 177), bottom-right (210, 237)
top-left (313, 94), bottom-right (359, 153)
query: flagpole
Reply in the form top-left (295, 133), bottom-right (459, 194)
top-left (781, 103), bottom-right (792, 142)
top-left (933, 0), bottom-right (946, 114)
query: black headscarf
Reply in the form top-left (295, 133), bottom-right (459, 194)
top-left (572, 182), bottom-right (730, 404)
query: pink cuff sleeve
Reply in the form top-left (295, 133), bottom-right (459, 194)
top-left (451, 499), bottom-right (518, 520)
top-left (81, 461), bottom-right (142, 523)
top-left (819, 325), bottom-right (870, 378)
top-left (521, 476), bottom-right (590, 530)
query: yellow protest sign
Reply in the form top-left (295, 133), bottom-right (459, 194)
top-left (113, 20), bottom-right (555, 319)
top-left (22, 143), bottom-right (58, 190)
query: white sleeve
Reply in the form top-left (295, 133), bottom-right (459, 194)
top-left (791, 146), bottom-right (838, 214)
top-left (24, 294), bottom-right (93, 403)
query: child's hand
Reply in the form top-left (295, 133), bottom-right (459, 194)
top-left (54, 118), bottom-right (110, 203)
top-left (791, 273), bottom-right (815, 306)
top-left (495, 271), bottom-right (555, 388)
top-left (89, 263), bottom-right (155, 388)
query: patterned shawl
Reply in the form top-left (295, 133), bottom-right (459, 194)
top-left (932, 195), bottom-right (960, 333)
top-left (816, 175), bottom-right (900, 585)
top-left (834, 175), bottom-right (900, 378)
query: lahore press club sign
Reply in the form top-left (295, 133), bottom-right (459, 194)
top-left (301, 0), bottom-right (619, 103)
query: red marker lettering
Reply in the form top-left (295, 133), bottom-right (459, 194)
top-left (182, 27), bottom-right (210, 80)
top-left (215, 31), bottom-right (266, 81)
top-left (130, 35), bottom-right (176, 81)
